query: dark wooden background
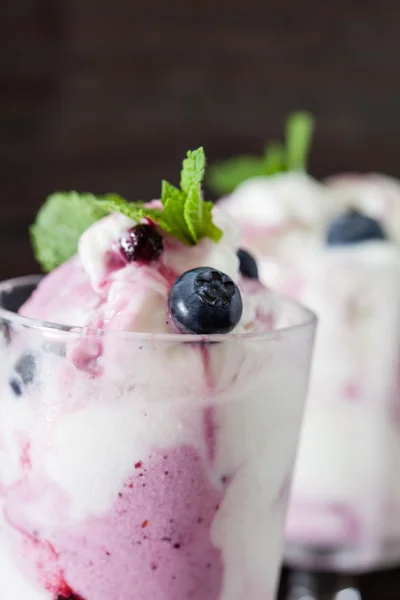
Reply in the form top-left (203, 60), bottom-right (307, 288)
top-left (2, 1), bottom-right (400, 596)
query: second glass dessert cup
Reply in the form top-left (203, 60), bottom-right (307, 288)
top-left (282, 246), bottom-right (400, 600)
top-left (0, 275), bottom-right (316, 600)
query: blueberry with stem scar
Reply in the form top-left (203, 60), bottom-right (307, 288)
top-left (169, 267), bottom-right (243, 335)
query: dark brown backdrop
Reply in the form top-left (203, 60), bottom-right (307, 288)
top-left (2, 3), bottom-right (400, 595)
top-left (2, 0), bottom-right (400, 280)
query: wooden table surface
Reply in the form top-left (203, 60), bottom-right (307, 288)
top-left (2, 1), bottom-right (400, 597)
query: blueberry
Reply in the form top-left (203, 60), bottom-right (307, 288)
top-left (169, 268), bottom-right (243, 334)
top-left (237, 249), bottom-right (258, 279)
top-left (326, 209), bottom-right (386, 246)
top-left (9, 352), bottom-right (36, 396)
top-left (119, 224), bottom-right (163, 262)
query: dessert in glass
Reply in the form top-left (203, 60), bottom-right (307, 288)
top-left (0, 148), bottom-right (316, 600)
top-left (211, 116), bottom-right (400, 598)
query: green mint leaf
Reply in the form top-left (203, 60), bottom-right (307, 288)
top-left (263, 141), bottom-right (286, 175)
top-left (164, 147), bottom-right (222, 244)
top-left (30, 192), bottom-right (110, 272)
top-left (160, 179), bottom-right (193, 244)
top-left (180, 147), bottom-right (206, 194)
top-left (207, 111), bottom-right (315, 194)
top-left (31, 149), bottom-right (224, 272)
top-left (183, 186), bottom-right (203, 243)
top-left (161, 196), bottom-right (193, 245)
top-left (97, 194), bottom-right (200, 245)
top-left (183, 192), bottom-right (222, 245)
top-left (201, 201), bottom-right (223, 243)
top-left (94, 194), bottom-right (161, 223)
top-left (285, 111), bottom-right (315, 171)
top-left (161, 180), bottom-right (183, 206)
top-left (207, 155), bottom-right (269, 196)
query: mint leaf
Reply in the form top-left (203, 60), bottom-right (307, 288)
top-left (93, 181), bottom-right (223, 245)
top-left (30, 192), bottom-right (109, 272)
top-left (206, 144), bottom-right (286, 196)
top-left (184, 186), bottom-right (203, 243)
top-left (201, 201), bottom-right (223, 242)
top-left (161, 196), bottom-right (193, 244)
top-left (263, 141), bottom-right (286, 175)
top-left (207, 111), bottom-right (315, 195)
top-left (161, 180), bottom-right (183, 206)
top-left (285, 111), bottom-right (315, 171)
top-left (162, 147), bottom-right (222, 244)
top-left (207, 155), bottom-right (268, 196)
top-left (30, 192), bottom-right (160, 272)
top-left (94, 194), bottom-right (161, 223)
top-left (160, 179), bottom-right (192, 243)
top-left (180, 147), bottom-right (206, 194)
top-left (31, 149), bottom-right (224, 271)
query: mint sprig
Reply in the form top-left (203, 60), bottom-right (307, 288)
top-left (180, 147), bottom-right (206, 192)
top-left (30, 192), bottom-right (110, 273)
top-left (207, 111), bottom-right (315, 195)
top-left (159, 147), bottom-right (222, 245)
top-left (285, 111), bottom-right (315, 171)
top-left (31, 148), bottom-right (223, 272)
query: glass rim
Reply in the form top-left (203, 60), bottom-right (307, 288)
top-left (0, 274), bottom-right (317, 343)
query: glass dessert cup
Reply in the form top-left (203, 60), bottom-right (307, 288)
top-left (281, 246), bottom-right (400, 599)
top-left (0, 275), bottom-right (316, 600)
